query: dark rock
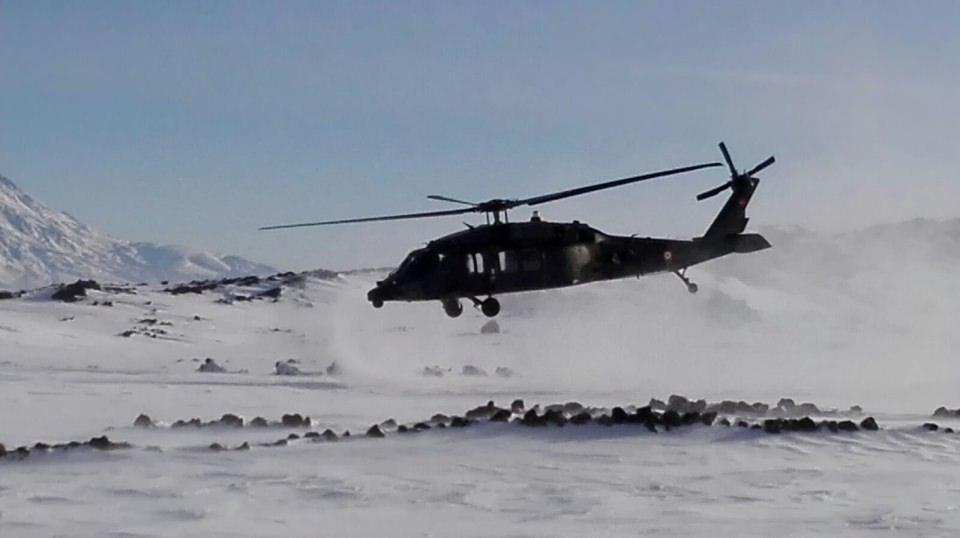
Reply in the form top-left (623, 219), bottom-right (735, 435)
top-left (714, 401), bottom-right (739, 414)
top-left (466, 401), bottom-right (497, 420)
top-left (649, 398), bottom-right (666, 411)
top-left (197, 358), bottom-right (227, 373)
top-left (208, 443), bottom-right (226, 452)
top-left (635, 406), bottom-right (654, 422)
top-left (320, 429), bottom-right (339, 441)
top-left (736, 420), bottom-right (749, 428)
top-left (250, 417), bottom-right (269, 428)
top-left (667, 394), bottom-right (689, 411)
top-left (219, 414), bottom-right (243, 428)
top-left (933, 407), bottom-right (954, 418)
top-left (644, 419), bottom-right (658, 433)
top-left (823, 420), bottom-right (839, 433)
top-left (397, 425), bottom-right (409, 433)
top-left (490, 409), bottom-right (512, 422)
top-left (287, 433), bottom-right (300, 440)
top-left (235, 442), bottom-right (250, 451)
top-left (700, 412), bottom-right (717, 426)
top-left (750, 424), bottom-right (762, 430)
top-left (15, 446), bottom-right (30, 458)
top-left (795, 417), bottom-right (818, 432)
top-left (718, 417), bottom-right (731, 427)
top-left (596, 414), bottom-right (613, 426)
top-left (681, 412), bottom-right (701, 425)
top-left (366, 425), bottom-right (385, 438)
top-left (271, 439), bottom-right (288, 447)
top-left (275, 360), bottom-right (303, 376)
top-left (796, 403), bottom-right (820, 416)
top-left (380, 418), bottom-right (398, 430)
top-left (510, 399), bottom-right (525, 413)
top-left (569, 411), bottom-right (592, 425)
top-left (837, 420), bottom-right (858, 432)
top-left (461, 365), bottom-right (487, 376)
top-left (304, 431), bottom-right (320, 438)
top-left (923, 422), bottom-right (940, 431)
top-left (52, 280), bottom-right (101, 302)
top-left (0, 290), bottom-right (15, 300)
top-left (325, 361), bottom-right (343, 376)
top-left (777, 398), bottom-right (796, 410)
top-left (259, 287), bottom-right (281, 299)
top-left (172, 418), bottom-right (202, 429)
top-left (430, 414), bottom-right (450, 424)
top-left (946, 428), bottom-right (955, 434)
top-left (281, 414), bottom-right (309, 428)
top-left (0, 443), bottom-right (5, 458)
top-left (421, 366), bottom-right (446, 377)
top-left (494, 367), bottom-right (514, 378)
top-left (88, 435), bottom-right (126, 450)
top-left (450, 416), bottom-right (471, 428)
top-left (661, 410), bottom-right (681, 429)
top-left (521, 409), bottom-right (545, 427)
top-left (134, 414), bottom-right (154, 428)
top-left (763, 419), bottom-right (783, 434)
top-left (859, 417), bottom-right (879, 431)
top-left (611, 407), bottom-right (628, 424)
top-left (848, 405), bottom-right (863, 415)
top-left (563, 402), bottom-right (584, 415)
top-left (413, 422), bottom-right (431, 431)
top-left (33, 442), bottom-right (50, 451)
top-left (543, 409), bottom-right (566, 427)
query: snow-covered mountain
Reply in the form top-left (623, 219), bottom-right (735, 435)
top-left (0, 174), bottom-right (275, 290)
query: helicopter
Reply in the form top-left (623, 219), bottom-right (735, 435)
top-left (261, 142), bottom-right (774, 318)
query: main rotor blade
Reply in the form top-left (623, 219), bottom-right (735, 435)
top-left (427, 195), bottom-right (477, 207)
top-left (696, 182), bottom-right (731, 201)
top-left (718, 142), bottom-right (737, 176)
top-left (516, 162), bottom-right (723, 207)
top-left (259, 206), bottom-right (476, 230)
top-left (746, 156), bottom-right (776, 177)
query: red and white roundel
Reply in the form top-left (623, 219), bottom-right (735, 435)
top-left (663, 250), bottom-right (673, 261)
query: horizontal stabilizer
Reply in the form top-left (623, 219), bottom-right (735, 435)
top-left (731, 233), bottom-right (771, 253)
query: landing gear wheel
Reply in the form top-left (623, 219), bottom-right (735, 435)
top-left (673, 268), bottom-right (699, 294)
top-left (442, 298), bottom-right (463, 318)
top-left (480, 297), bottom-right (501, 318)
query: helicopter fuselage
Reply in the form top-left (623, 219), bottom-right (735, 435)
top-left (366, 219), bottom-right (770, 310)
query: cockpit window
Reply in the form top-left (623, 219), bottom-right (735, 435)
top-left (391, 249), bottom-right (436, 277)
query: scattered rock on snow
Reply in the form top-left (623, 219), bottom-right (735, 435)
top-left (274, 360), bottom-right (302, 376)
top-left (52, 279), bottom-right (101, 302)
top-left (197, 358), bottom-right (227, 373)
top-left (133, 414), bottom-right (154, 428)
top-left (461, 365), bottom-right (487, 377)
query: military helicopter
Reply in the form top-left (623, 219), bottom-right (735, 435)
top-left (261, 142), bottom-right (774, 318)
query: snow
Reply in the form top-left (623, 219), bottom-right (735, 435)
top-left (2, 240), bottom-right (960, 536)
top-left (0, 174), bottom-right (275, 290)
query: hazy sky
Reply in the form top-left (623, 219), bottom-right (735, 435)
top-left (2, 1), bottom-right (959, 270)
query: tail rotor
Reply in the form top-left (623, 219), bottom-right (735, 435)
top-left (696, 142), bottom-right (775, 201)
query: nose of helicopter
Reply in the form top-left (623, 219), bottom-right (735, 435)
top-left (367, 281), bottom-right (395, 308)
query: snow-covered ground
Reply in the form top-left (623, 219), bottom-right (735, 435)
top-left (2, 264), bottom-right (960, 536)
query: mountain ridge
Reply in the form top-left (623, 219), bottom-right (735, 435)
top-left (0, 173), bottom-right (275, 290)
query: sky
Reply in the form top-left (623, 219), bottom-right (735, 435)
top-left (2, 1), bottom-right (959, 271)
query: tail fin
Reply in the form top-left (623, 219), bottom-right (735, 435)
top-left (697, 142), bottom-right (774, 239)
top-left (703, 176), bottom-right (758, 238)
